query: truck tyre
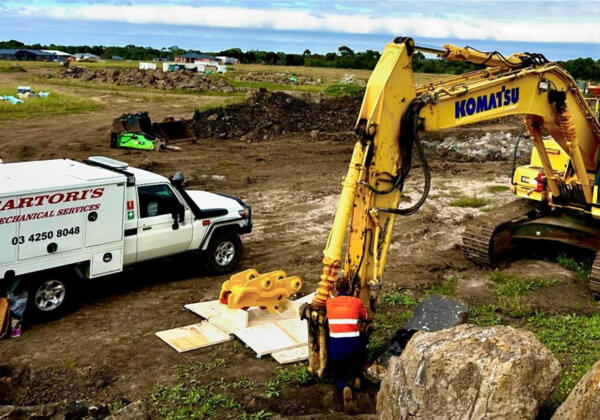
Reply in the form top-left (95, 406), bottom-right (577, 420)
top-left (27, 274), bottom-right (73, 320)
top-left (205, 231), bottom-right (242, 274)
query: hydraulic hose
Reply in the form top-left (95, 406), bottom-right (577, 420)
top-left (511, 127), bottom-right (526, 179)
top-left (375, 99), bottom-right (431, 216)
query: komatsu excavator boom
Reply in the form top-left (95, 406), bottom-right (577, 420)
top-left (297, 37), bottom-right (600, 377)
top-left (228, 37), bottom-right (600, 377)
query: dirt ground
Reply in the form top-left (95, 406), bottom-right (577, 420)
top-left (0, 66), bottom-right (598, 418)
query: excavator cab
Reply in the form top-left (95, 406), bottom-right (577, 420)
top-left (512, 138), bottom-right (570, 202)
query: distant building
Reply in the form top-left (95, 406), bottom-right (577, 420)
top-left (216, 56), bottom-right (239, 65)
top-left (175, 53), bottom-right (217, 64)
top-left (0, 49), bottom-right (18, 60)
top-left (0, 49), bottom-right (56, 61)
top-left (42, 49), bottom-right (72, 58)
top-left (73, 53), bottom-right (100, 62)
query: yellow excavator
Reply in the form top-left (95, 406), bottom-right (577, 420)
top-left (225, 37), bottom-right (600, 377)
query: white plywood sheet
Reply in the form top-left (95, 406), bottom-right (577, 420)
top-left (276, 318), bottom-right (308, 343)
top-left (234, 323), bottom-right (299, 358)
top-left (247, 307), bottom-right (296, 326)
top-left (184, 300), bottom-right (222, 319)
top-left (155, 322), bottom-right (231, 353)
top-left (235, 318), bottom-right (308, 358)
top-left (271, 346), bottom-right (309, 364)
top-left (210, 307), bottom-right (249, 333)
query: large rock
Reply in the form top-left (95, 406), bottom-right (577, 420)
top-left (551, 360), bottom-right (600, 420)
top-left (366, 295), bottom-right (468, 383)
top-left (377, 324), bottom-right (561, 420)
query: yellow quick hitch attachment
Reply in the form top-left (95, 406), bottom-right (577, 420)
top-left (219, 269), bottom-right (302, 314)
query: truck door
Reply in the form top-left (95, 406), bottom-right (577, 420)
top-left (136, 184), bottom-right (193, 262)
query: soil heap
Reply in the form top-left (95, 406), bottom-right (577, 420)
top-left (192, 88), bottom-right (363, 141)
top-left (54, 67), bottom-right (241, 93)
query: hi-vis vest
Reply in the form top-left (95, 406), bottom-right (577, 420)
top-left (326, 295), bottom-right (367, 338)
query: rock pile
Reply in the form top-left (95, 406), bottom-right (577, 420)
top-left (192, 88), bottom-right (363, 141)
top-left (55, 67), bottom-right (240, 92)
top-left (231, 71), bottom-right (320, 85)
top-left (377, 324), bottom-right (561, 420)
top-left (422, 131), bottom-right (533, 162)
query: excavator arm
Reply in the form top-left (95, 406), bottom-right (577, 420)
top-left (301, 37), bottom-right (600, 377)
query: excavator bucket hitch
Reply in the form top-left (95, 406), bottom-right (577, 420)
top-left (219, 269), bottom-right (302, 314)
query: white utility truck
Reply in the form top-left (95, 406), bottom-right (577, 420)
top-left (0, 156), bottom-right (252, 318)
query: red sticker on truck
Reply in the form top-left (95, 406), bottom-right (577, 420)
top-left (0, 188), bottom-right (104, 212)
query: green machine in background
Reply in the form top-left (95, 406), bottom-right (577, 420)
top-left (110, 132), bottom-right (156, 150)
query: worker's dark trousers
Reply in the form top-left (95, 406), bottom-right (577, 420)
top-left (328, 335), bottom-right (366, 392)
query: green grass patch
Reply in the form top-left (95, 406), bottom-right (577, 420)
top-left (0, 85), bottom-right (100, 120)
top-left (152, 356), bottom-right (272, 419)
top-left (262, 364), bottom-right (314, 399)
top-left (450, 196), bottom-right (490, 208)
top-left (469, 304), bottom-right (503, 326)
top-left (324, 83), bottom-right (364, 97)
top-left (152, 380), bottom-right (271, 419)
top-left (0, 65), bottom-right (26, 73)
top-left (488, 271), bottom-right (558, 297)
top-left (425, 276), bottom-right (457, 296)
top-left (528, 312), bottom-right (600, 410)
top-left (557, 254), bottom-right (591, 283)
top-left (379, 290), bottom-right (417, 307)
top-left (486, 185), bottom-right (510, 193)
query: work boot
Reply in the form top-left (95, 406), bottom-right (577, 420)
top-left (343, 386), bottom-right (355, 414)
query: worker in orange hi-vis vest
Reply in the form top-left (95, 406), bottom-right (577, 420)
top-left (326, 278), bottom-right (367, 412)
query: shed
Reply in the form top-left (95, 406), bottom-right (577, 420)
top-left (175, 53), bottom-right (217, 64)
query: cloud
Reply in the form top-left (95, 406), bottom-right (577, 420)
top-left (11, 3), bottom-right (600, 44)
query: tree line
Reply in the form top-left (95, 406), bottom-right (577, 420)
top-left (1, 39), bottom-right (599, 80)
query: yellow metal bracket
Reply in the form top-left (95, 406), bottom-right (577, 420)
top-left (219, 269), bottom-right (302, 314)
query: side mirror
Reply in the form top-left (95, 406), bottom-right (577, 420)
top-left (171, 171), bottom-right (185, 187)
top-left (171, 203), bottom-right (185, 230)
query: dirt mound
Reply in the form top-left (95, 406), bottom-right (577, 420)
top-left (53, 67), bottom-right (242, 93)
top-left (192, 88), bottom-right (363, 141)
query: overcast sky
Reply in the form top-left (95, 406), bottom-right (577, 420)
top-left (1, 1), bottom-right (599, 59)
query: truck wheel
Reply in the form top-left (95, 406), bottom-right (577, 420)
top-left (28, 275), bottom-right (73, 320)
top-left (205, 231), bottom-right (242, 274)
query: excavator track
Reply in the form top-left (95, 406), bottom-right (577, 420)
top-left (463, 199), bottom-right (539, 266)
top-left (589, 253), bottom-right (600, 296)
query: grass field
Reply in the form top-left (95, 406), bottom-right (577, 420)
top-left (0, 59), bottom-right (449, 123)
top-left (0, 83), bottom-right (101, 120)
